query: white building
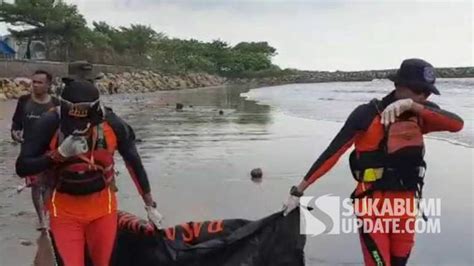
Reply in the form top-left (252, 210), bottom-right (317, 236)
top-left (1, 34), bottom-right (46, 60)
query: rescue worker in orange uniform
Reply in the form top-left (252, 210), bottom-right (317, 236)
top-left (16, 80), bottom-right (163, 266)
top-left (282, 58), bottom-right (464, 266)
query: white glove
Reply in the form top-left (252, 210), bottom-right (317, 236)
top-left (11, 130), bottom-right (24, 143)
top-left (145, 205), bottom-right (164, 230)
top-left (282, 195), bottom-right (300, 216)
top-left (381, 99), bottom-right (413, 126)
top-left (58, 135), bottom-right (89, 158)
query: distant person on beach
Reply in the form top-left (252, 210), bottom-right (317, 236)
top-left (108, 82), bottom-right (114, 94)
top-left (282, 58), bottom-right (464, 266)
top-left (15, 80), bottom-right (163, 266)
top-left (11, 70), bottom-right (60, 230)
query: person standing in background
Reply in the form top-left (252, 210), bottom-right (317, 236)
top-left (11, 69), bottom-right (60, 230)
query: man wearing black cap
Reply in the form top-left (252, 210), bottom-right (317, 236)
top-left (282, 58), bottom-right (464, 265)
top-left (15, 80), bottom-right (162, 266)
top-left (55, 60), bottom-right (103, 96)
top-left (63, 60), bottom-right (103, 83)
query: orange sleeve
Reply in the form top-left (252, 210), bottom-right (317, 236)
top-left (420, 105), bottom-right (463, 134)
top-left (303, 104), bottom-right (374, 185)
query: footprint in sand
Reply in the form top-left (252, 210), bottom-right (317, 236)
top-left (20, 239), bottom-right (33, 246)
top-left (12, 211), bottom-right (34, 218)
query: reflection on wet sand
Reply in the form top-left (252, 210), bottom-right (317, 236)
top-left (102, 85), bottom-right (272, 160)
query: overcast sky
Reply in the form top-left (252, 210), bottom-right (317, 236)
top-left (1, 0), bottom-right (472, 71)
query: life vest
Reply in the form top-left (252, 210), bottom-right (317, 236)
top-left (49, 122), bottom-right (117, 195)
top-left (349, 99), bottom-right (426, 199)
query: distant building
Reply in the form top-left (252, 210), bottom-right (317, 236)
top-left (0, 38), bottom-right (15, 59)
top-left (0, 34), bottom-right (46, 60)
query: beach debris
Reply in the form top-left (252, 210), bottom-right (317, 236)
top-left (219, 110), bottom-right (224, 115)
top-left (13, 211), bottom-right (28, 217)
top-left (250, 168), bottom-right (263, 179)
top-left (176, 103), bottom-right (184, 110)
top-left (20, 239), bottom-right (33, 246)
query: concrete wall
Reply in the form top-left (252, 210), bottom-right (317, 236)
top-left (0, 59), bottom-right (138, 78)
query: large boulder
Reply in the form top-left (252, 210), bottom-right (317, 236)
top-left (122, 72), bottom-right (132, 80)
top-left (177, 78), bottom-right (188, 89)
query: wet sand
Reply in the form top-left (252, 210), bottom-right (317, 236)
top-left (1, 100), bottom-right (40, 265)
top-left (0, 85), bottom-right (472, 265)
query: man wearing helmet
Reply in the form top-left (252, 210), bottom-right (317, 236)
top-left (16, 78), bottom-right (162, 266)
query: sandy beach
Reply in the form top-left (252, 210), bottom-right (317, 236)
top-left (0, 84), bottom-right (472, 265)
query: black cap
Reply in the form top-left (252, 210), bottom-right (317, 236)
top-left (61, 80), bottom-right (100, 103)
top-left (62, 61), bottom-right (103, 83)
top-left (388, 58), bottom-right (440, 95)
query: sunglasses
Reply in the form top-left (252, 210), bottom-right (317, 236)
top-left (408, 87), bottom-right (431, 97)
top-left (59, 97), bottom-right (100, 118)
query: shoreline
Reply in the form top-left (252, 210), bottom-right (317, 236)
top-left (1, 60), bottom-right (473, 101)
top-left (2, 75), bottom-right (474, 102)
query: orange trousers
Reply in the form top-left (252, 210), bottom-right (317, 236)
top-left (355, 190), bottom-right (416, 266)
top-left (358, 216), bottom-right (415, 266)
top-left (50, 212), bottom-right (117, 266)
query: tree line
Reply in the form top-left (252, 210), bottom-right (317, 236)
top-left (0, 0), bottom-right (293, 77)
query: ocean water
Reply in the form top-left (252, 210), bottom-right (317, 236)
top-left (243, 78), bottom-right (474, 147)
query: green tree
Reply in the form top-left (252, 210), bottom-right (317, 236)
top-left (233, 42), bottom-right (277, 57)
top-left (205, 39), bottom-right (231, 73)
top-left (73, 27), bottom-right (114, 63)
top-left (0, 1), bottom-right (283, 77)
top-left (0, 0), bottom-right (86, 60)
top-left (120, 24), bottom-right (164, 56)
top-left (92, 21), bottom-right (128, 57)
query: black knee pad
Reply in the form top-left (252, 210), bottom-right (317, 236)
top-left (391, 255), bottom-right (409, 266)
